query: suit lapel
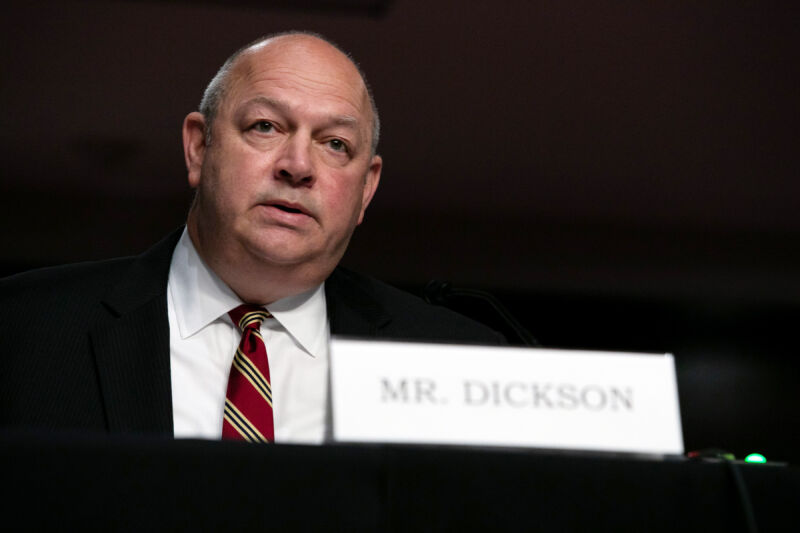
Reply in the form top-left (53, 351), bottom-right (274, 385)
top-left (325, 267), bottom-right (392, 338)
top-left (88, 238), bottom-right (389, 434)
top-left (90, 229), bottom-right (182, 435)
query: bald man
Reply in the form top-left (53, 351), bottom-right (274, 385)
top-left (0, 32), bottom-right (503, 441)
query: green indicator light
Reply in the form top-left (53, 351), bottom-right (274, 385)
top-left (744, 453), bottom-right (767, 464)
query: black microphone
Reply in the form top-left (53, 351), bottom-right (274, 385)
top-left (423, 280), bottom-right (539, 347)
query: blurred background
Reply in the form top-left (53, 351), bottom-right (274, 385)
top-left (2, 0), bottom-right (798, 460)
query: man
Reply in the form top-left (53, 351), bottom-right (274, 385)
top-left (0, 32), bottom-right (502, 442)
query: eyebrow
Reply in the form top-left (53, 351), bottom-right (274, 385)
top-left (243, 96), bottom-right (290, 114)
top-left (331, 115), bottom-right (358, 127)
top-left (242, 96), bottom-right (360, 130)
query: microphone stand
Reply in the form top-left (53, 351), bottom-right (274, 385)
top-left (423, 280), bottom-right (539, 347)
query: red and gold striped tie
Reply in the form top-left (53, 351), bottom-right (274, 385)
top-left (222, 305), bottom-right (274, 442)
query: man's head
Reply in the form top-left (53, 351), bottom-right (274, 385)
top-left (199, 31), bottom-right (381, 155)
top-left (182, 32), bottom-right (383, 304)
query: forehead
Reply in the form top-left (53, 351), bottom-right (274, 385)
top-left (224, 37), bottom-right (371, 123)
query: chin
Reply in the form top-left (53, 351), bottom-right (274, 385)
top-left (247, 245), bottom-right (311, 267)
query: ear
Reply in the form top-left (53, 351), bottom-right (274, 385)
top-left (182, 112), bottom-right (207, 188)
top-left (357, 154), bottom-right (382, 225)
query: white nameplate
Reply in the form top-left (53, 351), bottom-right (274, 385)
top-left (330, 339), bottom-right (683, 455)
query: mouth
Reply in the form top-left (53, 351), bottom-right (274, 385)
top-left (259, 200), bottom-right (313, 220)
top-left (271, 203), bottom-right (304, 214)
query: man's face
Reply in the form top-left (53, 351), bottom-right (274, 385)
top-left (185, 36), bottom-right (381, 286)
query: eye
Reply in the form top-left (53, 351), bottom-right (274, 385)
top-left (327, 138), bottom-right (348, 153)
top-left (251, 120), bottom-right (274, 133)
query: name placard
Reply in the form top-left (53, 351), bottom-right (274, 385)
top-left (330, 339), bottom-right (683, 455)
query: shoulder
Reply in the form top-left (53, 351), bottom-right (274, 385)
top-left (0, 257), bottom-right (136, 328)
top-left (326, 267), bottom-right (505, 345)
top-left (0, 228), bottom-right (181, 315)
top-left (0, 257), bottom-right (134, 305)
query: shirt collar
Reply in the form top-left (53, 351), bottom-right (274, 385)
top-left (169, 229), bottom-right (241, 339)
top-left (168, 228), bottom-right (327, 356)
top-left (268, 283), bottom-right (328, 358)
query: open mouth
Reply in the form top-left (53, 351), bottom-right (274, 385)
top-left (271, 204), bottom-right (303, 214)
top-left (262, 201), bottom-right (311, 219)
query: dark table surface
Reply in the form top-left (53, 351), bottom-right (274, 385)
top-left (1, 431), bottom-right (796, 532)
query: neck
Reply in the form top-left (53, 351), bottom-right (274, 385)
top-left (186, 222), bottom-right (331, 305)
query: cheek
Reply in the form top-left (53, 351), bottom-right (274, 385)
top-left (327, 178), bottom-right (366, 224)
top-left (206, 152), bottom-right (259, 208)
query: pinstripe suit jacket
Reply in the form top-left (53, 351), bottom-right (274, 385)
top-left (0, 228), bottom-right (502, 435)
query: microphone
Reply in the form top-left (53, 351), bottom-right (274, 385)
top-left (423, 280), bottom-right (539, 346)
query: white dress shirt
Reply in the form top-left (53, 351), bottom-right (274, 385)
top-left (168, 229), bottom-right (330, 443)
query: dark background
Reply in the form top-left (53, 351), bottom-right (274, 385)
top-left (2, 0), bottom-right (798, 461)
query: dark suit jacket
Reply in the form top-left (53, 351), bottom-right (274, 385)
top-left (0, 229), bottom-right (502, 436)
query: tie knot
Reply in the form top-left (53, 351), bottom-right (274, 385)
top-left (228, 304), bottom-right (271, 331)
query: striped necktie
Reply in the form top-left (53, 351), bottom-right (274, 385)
top-left (222, 304), bottom-right (274, 442)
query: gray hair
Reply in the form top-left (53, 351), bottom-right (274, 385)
top-left (199, 31), bottom-right (381, 155)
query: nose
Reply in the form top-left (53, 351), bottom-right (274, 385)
top-left (274, 134), bottom-right (314, 187)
